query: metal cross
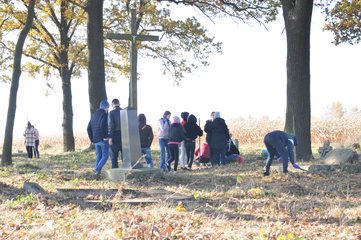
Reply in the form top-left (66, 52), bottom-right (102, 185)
top-left (106, 8), bottom-right (159, 111)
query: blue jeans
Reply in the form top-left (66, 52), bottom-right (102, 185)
top-left (94, 140), bottom-right (109, 174)
top-left (141, 147), bottom-right (154, 168)
top-left (159, 138), bottom-right (170, 170)
top-left (225, 154), bottom-right (239, 164)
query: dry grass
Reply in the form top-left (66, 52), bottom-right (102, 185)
top-left (0, 116), bottom-right (360, 239)
top-left (0, 153), bottom-right (360, 239)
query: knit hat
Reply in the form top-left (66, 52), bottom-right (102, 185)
top-left (163, 110), bottom-right (171, 118)
top-left (99, 99), bottom-right (110, 109)
top-left (173, 116), bottom-right (180, 123)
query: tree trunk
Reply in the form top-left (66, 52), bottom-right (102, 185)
top-left (87, 0), bottom-right (107, 115)
top-left (282, 0), bottom-right (313, 161)
top-left (61, 70), bottom-right (75, 151)
top-left (60, 0), bottom-right (75, 151)
top-left (1, 0), bottom-right (35, 166)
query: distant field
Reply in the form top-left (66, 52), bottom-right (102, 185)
top-left (5, 115), bottom-right (361, 155)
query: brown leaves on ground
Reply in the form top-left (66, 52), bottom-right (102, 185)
top-left (0, 154), bottom-right (360, 239)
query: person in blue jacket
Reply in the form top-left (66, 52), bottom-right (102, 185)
top-left (263, 130), bottom-right (299, 176)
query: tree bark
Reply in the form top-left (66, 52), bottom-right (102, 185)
top-left (282, 0), bottom-right (313, 161)
top-left (87, 0), bottom-right (107, 115)
top-left (60, 0), bottom-right (75, 151)
top-left (1, 0), bottom-right (36, 166)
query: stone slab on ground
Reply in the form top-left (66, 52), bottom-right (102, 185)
top-left (24, 181), bottom-right (48, 195)
top-left (119, 188), bottom-right (194, 204)
top-left (106, 167), bottom-right (163, 181)
top-left (309, 163), bottom-right (361, 174)
top-left (322, 148), bottom-right (359, 165)
top-left (57, 188), bottom-right (118, 198)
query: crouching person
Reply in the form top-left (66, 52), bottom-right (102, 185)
top-left (263, 130), bottom-right (299, 176)
top-left (194, 142), bottom-right (211, 166)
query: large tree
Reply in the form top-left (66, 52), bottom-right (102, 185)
top-left (85, 0), bottom-right (107, 115)
top-left (1, 0), bottom-right (88, 152)
top-left (1, 0), bottom-right (35, 166)
top-left (282, 0), bottom-right (314, 161)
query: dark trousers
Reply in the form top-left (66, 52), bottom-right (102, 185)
top-left (185, 140), bottom-right (196, 168)
top-left (110, 143), bottom-right (122, 168)
top-left (33, 140), bottom-right (40, 158)
top-left (264, 135), bottom-right (289, 173)
top-left (168, 144), bottom-right (180, 172)
top-left (26, 146), bottom-right (33, 158)
top-left (211, 148), bottom-right (226, 166)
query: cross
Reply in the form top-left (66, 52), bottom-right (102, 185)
top-left (106, 8), bottom-right (159, 111)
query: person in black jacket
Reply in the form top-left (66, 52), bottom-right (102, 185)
top-left (183, 114), bottom-right (203, 169)
top-left (108, 98), bottom-right (123, 169)
top-left (166, 116), bottom-right (186, 173)
top-left (207, 112), bottom-right (230, 166)
top-left (204, 111), bottom-right (215, 160)
top-left (138, 113), bottom-right (154, 168)
top-left (87, 99), bottom-right (110, 177)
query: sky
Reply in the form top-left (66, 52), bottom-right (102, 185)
top-left (0, 8), bottom-right (360, 141)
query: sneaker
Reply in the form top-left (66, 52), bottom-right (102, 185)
top-left (173, 171), bottom-right (177, 175)
top-left (95, 172), bottom-right (101, 180)
top-left (166, 162), bottom-right (171, 172)
top-left (263, 172), bottom-right (270, 176)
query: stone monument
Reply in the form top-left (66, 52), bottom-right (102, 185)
top-left (105, 8), bottom-right (161, 181)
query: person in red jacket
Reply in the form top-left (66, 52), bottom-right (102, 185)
top-left (194, 141), bottom-right (211, 165)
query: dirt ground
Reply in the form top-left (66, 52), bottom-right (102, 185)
top-left (0, 150), bottom-right (360, 239)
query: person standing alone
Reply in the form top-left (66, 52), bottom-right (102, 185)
top-left (108, 98), bottom-right (122, 169)
top-left (23, 121), bottom-right (35, 159)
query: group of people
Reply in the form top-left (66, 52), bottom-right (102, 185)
top-left (87, 99), bottom-right (300, 177)
top-left (23, 121), bottom-right (40, 158)
top-left (158, 111), bottom-right (243, 174)
top-left (158, 111), bottom-right (204, 173)
top-left (87, 99), bottom-right (154, 177)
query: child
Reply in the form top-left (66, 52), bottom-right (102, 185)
top-left (166, 116), bottom-right (186, 174)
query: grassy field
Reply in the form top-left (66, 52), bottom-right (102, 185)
top-left (0, 117), bottom-right (360, 239)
